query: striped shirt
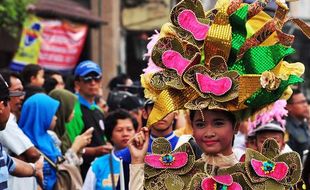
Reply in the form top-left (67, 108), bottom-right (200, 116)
top-left (0, 143), bottom-right (16, 190)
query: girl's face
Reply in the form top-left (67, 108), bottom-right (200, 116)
top-left (192, 109), bottom-right (236, 156)
top-left (49, 116), bottom-right (57, 130)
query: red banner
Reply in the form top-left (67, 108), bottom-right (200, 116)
top-left (12, 16), bottom-right (88, 72)
top-left (38, 20), bottom-right (88, 70)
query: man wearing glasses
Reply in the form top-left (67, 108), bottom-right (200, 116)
top-left (0, 74), bottom-right (43, 190)
top-left (0, 71), bottom-right (41, 190)
top-left (286, 88), bottom-right (310, 160)
top-left (67, 60), bottom-right (112, 179)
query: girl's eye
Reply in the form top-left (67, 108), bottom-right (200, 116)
top-left (214, 121), bottom-right (225, 127)
top-left (194, 122), bottom-right (205, 128)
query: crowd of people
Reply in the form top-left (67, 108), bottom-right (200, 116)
top-left (0, 59), bottom-right (310, 189)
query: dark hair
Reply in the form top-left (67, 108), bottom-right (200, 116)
top-left (189, 109), bottom-right (237, 127)
top-left (45, 70), bottom-right (62, 76)
top-left (21, 64), bottom-right (43, 85)
top-left (0, 74), bottom-right (10, 104)
top-left (0, 70), bottom-right (21, 88)
top-left (108, 74), bottom-right (131, 90)
top-left (43, 77), bottom-right (58, 94)
top-left (287, 88), bottom-right (302, 104)
top-left (104, 109), bottom-right (138, 142)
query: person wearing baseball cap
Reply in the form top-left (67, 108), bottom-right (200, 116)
top-left (249, 100), bottom-right (292, 153)
top-left (74, 60), bottom-right (102, 77)
top-left (66, 60), bottom-right (112, 179)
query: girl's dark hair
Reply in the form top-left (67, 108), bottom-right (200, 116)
top-left (108, 74), bottom-right (131, 90)
top-left (190, 109), bottom-right (237, 146)
top-left (21, 64), bottom-right (43, 85)
top-left (104, 109), bottom-right (138, 142)
top-left (189, 109), bottom-right (237, 127)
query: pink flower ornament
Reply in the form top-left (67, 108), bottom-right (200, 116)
top-left (178, 9), bottom-right (209, 40)
top-left (201, 175), bottom-right (243, 190)
top-left (251, 159), bottom-right (289, 181)
top-left (196, 73), bottom-right (233, 96)
top-left (145, 152), bottom-right (188, 169)
top-left (162, 50), bottom-right (192, 76)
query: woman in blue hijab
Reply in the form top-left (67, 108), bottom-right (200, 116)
top-left (19, 93), bottom-right (61, 190)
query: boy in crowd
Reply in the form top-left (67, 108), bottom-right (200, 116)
top-left (20, 64), bottom-right (45, 100)
top-left (250, 100), bottom-right (292, 153)
top-left (113, 99), bottom-right (201, 189)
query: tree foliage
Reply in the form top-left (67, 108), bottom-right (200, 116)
top-left (0, 0), bottom-right (35, 38)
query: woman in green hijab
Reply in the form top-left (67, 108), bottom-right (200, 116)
top-left (49, 89), bottom-right (93, 165)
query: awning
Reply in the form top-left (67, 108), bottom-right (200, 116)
top-left (27, 0), bottom-right (106, 26)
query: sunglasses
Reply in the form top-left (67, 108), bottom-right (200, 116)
top-left (81, 75), bottom-right (102, 83)
top-left (9, 90), bottom-right (26, 97)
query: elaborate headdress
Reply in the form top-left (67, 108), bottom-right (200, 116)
top-left (141, 0), bottom-right (309, 127)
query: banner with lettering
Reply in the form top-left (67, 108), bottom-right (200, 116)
top-left (11, 15), bottom-right (88, 72)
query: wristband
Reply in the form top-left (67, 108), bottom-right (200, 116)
top-left (29, 163), bottom-right (36, 176)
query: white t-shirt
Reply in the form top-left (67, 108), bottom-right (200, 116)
top-left (0, 113), bottom-right (33, 155)
top-left (0, 113), bottom-right (37, 190)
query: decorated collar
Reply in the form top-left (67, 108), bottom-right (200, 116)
top-left (150, 131), bottom-right (176, 141)
top-left (201, 153), bottom-right (238, 168)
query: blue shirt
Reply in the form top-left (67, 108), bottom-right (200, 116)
top-left (92, 152), bottom-right (121, 190)
top-left (115, 132), bottom-right (179, 163)
top-left (0, 144), bottom-right (16, 190)
top-left (77, 93), bottom-right (99, 110)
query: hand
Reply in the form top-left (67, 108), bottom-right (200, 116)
top-left (35, 156), bottom-right (44, 188)
top-left (96, 143), bottom-right (113, 156)
top-left (128, 127), bottom-right (150, 164)
top-left (71, 127), bottom-right (94, 153)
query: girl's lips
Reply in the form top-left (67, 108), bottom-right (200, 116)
top-left (204, 140), bottom-right (219, 146)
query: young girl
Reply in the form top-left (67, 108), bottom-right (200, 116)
top-left (128, 108), bottom-right (239, 189)
top-left (19, 93), bottom-right (61, 190)
top-left (129, 0), bottom-right (308, 188)
top-left (19, 93), bottom-right (93, 189)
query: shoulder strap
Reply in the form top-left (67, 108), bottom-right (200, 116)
top-left (36, 149), bottom-right (57, 169)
